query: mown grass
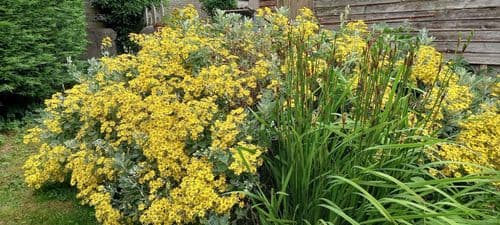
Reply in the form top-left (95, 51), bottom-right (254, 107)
top-left (0, 132), bottom-right (98, 225)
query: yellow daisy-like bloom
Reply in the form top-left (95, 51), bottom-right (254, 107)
top-left (438, 104), bottom-right (499, 176)
top-left (101, 36), bottom-right (113, 49)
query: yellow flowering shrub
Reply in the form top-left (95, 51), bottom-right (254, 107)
top-left (437, 103), bottom-right (499, 176)
top-left (411, 45), bottom-right (499, 177)
top-left (413, 46), bottom-right (474, 117)
top-left (23, 6), bottom-right (279, 225)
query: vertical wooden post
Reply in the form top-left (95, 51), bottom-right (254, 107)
top-left (152, 4), bottom-right (157, 25)
top-left (160, 0), bottom-right (165, 17)
top-left (278, 0), bottom-right (313, 18)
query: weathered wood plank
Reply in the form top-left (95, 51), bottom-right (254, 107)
top-left (320, 17), bottom-right (500, 27)
top-left (314, 0), bottom-right (434, 8)
top-left (315, 0), bottom-right (498, 10)
top-left (315, 0), bottom-right (499, 17)
top-left (425, 30), bottom-right (500, 42)
top-left (322, 22), bottom-right (500, 33)
top-left (318, 7), bottom-right (500, 23)
top-left (434, 42), bottom-right (500, 54)
top-left (445, 53), bottom-right (500, 65)
top-left (348, 5), bottom-right (497, 17)
top-left (322, 22), bottom-right (500, 35)
top-left (260, 0), bottom-right (277, 7)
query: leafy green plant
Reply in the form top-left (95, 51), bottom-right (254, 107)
top-left (248, 9), bottom-right (499, 225)
top-left (0, 0), bottom-right (87, 120)
top-left (91, 0), bottom-right (161, 52)
top-left (200, 0), bottom-right (237, 17)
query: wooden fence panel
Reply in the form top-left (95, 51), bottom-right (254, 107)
top-left (274, 0), bottom-right (313, 17)
top-left (313, 0), bottom-right (500, 66)
top-left (261, 0), bottom-right (278, 7)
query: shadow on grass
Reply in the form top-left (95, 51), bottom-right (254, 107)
top-left (34, 182), bottom-right (79, 202)
top-left (0, 132), bottom-right (98, 225)
top-left (26, 182), bottom-right (99, 225)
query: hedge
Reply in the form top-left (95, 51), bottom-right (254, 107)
top-left (0, 0), bottom-right (87, 118)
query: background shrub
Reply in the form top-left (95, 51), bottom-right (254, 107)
top-left (0, 0), bottom-right (87, 121)
top-left (91, 0), bottom-right (160, 52)
top-left (199, 0), bottom-right (237, 17)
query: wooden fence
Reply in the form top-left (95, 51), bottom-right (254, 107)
top-left (257, 0), bottom-right (500, 66)
top-left (313, 0), bottom-right (500, 66)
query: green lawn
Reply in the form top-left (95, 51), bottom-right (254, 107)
top-left (0, 132), bottom-right (98, 225)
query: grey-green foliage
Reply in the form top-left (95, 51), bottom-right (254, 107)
top-left (0, 0), bottom-right (87, 115)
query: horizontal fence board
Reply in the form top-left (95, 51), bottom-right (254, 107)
top-left (314, 0), bottom-right (435, 8)
top-left (320, 19), bottom-right (500, 31)
top-left (445, 53), bottom-right (500, 65)
top-left (315, 0), bottom-right (498, 11)
top-left (425, 30), bottom-right (500, 42)
top-left (314, 0), bottom-right (438, 8)
top-left (434, 42), bottom-right (500, 54)
top-left (315, 0), bottom-right (499, 17)
top-left (260, 0), bottom-right (277, 7)
top-left (318, 7), bottom-right (500, 23)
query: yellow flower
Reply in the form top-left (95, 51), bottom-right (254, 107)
top-left (101, 36), bottom-right (113, 49)
top-left (435, 103), bottom-right (499, 176)
top-left (334, 21), bottom-right (368, 62)
top-left (229, 142), bottom-right (265, 175)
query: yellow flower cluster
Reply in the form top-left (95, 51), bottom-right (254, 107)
top-left (90, 191), bottom-right (122, 225)
top-left (23, 143), bottom-right (69, 188)
top-left (334, 20), bottom-right (368, 62)
top-left (229, 142), bottom-right (265, 175)
top-left (140, 159), bottom-right (240, 224)
top-left (413, 46), bottom-right (473, 128)
top-left (101, 36), bottom-right (113, 49)
top-left (293, 8), bottom-right (320, 39)
top-left (412, 46), bottom-right (449, 85)
top-left (23, 5), bottom-right (283, 225)
top-left (412, 45), bottom-right (498, 177)
top-left (438, 104), bottom-right (499, 176)
top-left (444, 83), bottom-right (473, 114)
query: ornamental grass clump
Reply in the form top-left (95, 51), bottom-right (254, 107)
top-left (248, 8), bottom-right (499, 225)
top-left (23, 6), bottom-right (276, 225)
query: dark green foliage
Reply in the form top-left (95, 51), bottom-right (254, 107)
top-left (200, 0), bottom-right (237, 17)
top-left (91, 0), bottom-right (159, 52)
top-left (0, 0), bottom-right (87, 119)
